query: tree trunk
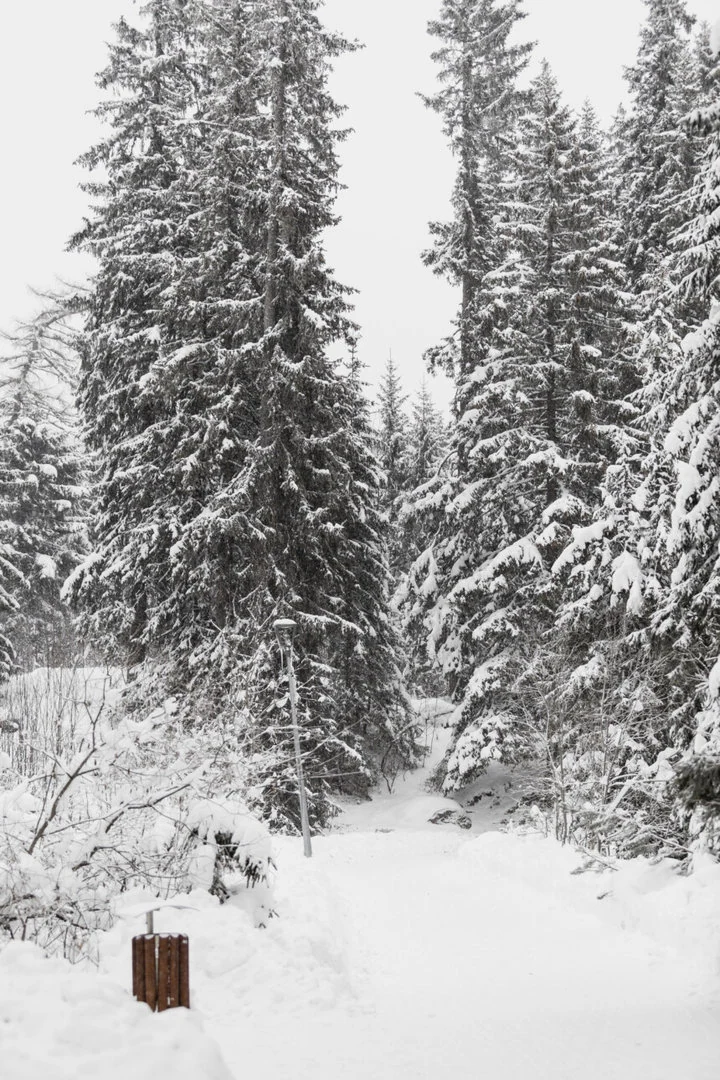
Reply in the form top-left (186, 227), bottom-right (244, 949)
top-left (264, 0), bottom-right (289, 334)
top-left (459, 43), bottom-right (475, 382)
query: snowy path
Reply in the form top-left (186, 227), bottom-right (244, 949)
top-left (195, 709), bottom-right (720, 1080)
top-left (7, 705), bottom-right (719, 1079)
top-left (202, 832), bottom-right (720, 1080)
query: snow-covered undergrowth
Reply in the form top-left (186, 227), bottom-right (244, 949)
top-left (0, 666), bottom-right (273, 960)
top-left (101, 854), bottom-right (355, 1018)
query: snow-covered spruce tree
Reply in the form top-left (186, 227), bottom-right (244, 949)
top-left (193, 0), bottom-right (416, 820)
top-left (544, 304), bottom-right (688, 857)
top-left (401, 381), bottom-right (448, 553)
top-left (435, 66), bottom-right (593, 789)
top-left (650, 60), bottom-right (720, 853)
top-left (618, 0), bottom-right (701, 306)
top-left (546, 48), bottom-right (720, 859)
top-left (394, 381), bottom-right (448, 692)
top-left (68, 0), bottom-right (203, 661)
top-left (376, 353), bottom-right (409, 575)
top-left (400, 0), bottom-right (531, 715)
top-left (542, 10), bottom-right (709, 850)
top-left (693, 22), bottom-right (716, 109)
top-left (0, 305), bottom-right (87, 671)
top-left (72, 0), bottom-right (416, 830)
top-left (422, 0), bottom-right (533, 382)
top-left (413, 59), bottom-right (637, 794)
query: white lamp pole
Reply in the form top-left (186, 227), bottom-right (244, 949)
top-left (273, 618), bottom-right (313, 858)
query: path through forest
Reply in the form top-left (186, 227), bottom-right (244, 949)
top-left (196, 704), bottom-right (720, 1080)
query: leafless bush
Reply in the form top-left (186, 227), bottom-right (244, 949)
top-left (0, 666), bottom-right (273, 961)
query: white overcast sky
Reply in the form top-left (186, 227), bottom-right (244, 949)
top-left (1, 0), bottom-right (719, 410)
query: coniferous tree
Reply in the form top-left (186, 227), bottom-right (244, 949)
top-left (0, 305), bottom-right (87, 670)
top-left (412, 51), bottom-right (637, 793)
top-left (376, 353), bottom-right (409, 574)
top-left (547, 32), bottom-right (720, 857)
top-left (402, 0), bottom-right (532, 763)
top-left (652, 61), bottom-right (720, 849)
top-left (422, 0), bottom-right (533, 382)
top-left (395, 381), bottom-right (448, 691)
top-left (71, 0), bottom-right (416, 829)
top-left (433, 65), bottom-right (592, 789)
top-left (405, 382), bottom-right (447, 504)
top-left (68, 0), bottom-right (201, 660)
top-left (619, 0), bottom-right (700, 302)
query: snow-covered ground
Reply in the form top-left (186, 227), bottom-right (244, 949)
top-left (4, 699), bottom-right (720, 1079)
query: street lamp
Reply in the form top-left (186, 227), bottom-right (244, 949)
top-left (273, 618), bottom-right (313, 858)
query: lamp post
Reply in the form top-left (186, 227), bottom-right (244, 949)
top-left (273, 618), bottom-right (313, 858)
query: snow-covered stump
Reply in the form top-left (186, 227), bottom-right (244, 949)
top-left (132, 934), bottom-right (190, 1012)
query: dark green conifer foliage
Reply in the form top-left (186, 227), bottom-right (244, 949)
top-left (71, 0), bottom-right (416, 830)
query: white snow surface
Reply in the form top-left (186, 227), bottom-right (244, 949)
top-left (4, 697), bottom-right (720, 1079)
top-left (0, 941), bottom-right (232, 1080)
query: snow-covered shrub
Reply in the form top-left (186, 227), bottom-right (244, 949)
top-left (0, 666), bottom-right (273, 960)
top-left (509, 642), bottom-right (688, 859)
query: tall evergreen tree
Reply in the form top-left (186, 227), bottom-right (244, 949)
top-left (653, 58), bottom-right (720, 850)
top-left (546, 36), bottom-right (720, 858)
top-left (68, 0), bottom-right (201, 659)
top-left (71, 0), bottom-right (416, 829)
top-left (412, 55), bottom-right (636, 792)
top-left (0, 304), bottom-right (87, 670)
top-left (405, 381), bottom-right (447, 501)
top-left (405, 0), bottom-right (532, 713)
top-left (377, 353), bottom-right (409, 508)
top-left (395, 381), bottom-right (448, 691)
top-left (422, 0), bottom-right (533, 382)
top-left (376, 353), bottom-right (409, 575)
top-left (619, 0), bottom-right (700, 301)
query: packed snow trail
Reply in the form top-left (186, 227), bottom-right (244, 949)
top-left (197, 838), bottom-right (720, 1080)
top-left (97, 703), bottom-right (720, 1080)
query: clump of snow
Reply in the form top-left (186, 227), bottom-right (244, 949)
top-left (34, 554), bottom-right (57, 580)
top-left (0, 941), bottom-right (233, 1080)
top-left (611, 550), bottom-right (644, 613)
top-left (552, 517), bottom-right (612, 574)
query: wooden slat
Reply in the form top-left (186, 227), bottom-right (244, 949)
top-left (167, 934), bottom-right (180, 1009)
top-left (178, 935), bottom-right (190, 1009)
top-left (132, 933), bottom-right (189, 1011)
top-left (157, 936), bottom-right (170, 1012)
top-left (132, 937), bottom-right (145, 1002)
top-left (144, 934), bottom-right (158, 1012)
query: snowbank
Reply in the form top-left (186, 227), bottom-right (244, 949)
top-left (0, 940), bottom-right (233, 1080)
top-left (100, 863), bottom-right (355, 1023)
top-left (459, 831), bottom-right (720, 980)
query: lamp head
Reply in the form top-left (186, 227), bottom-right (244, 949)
top-left (273, 618), bottom-right (297, 652)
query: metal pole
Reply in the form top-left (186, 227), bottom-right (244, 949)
top-left (287, 642), bottom-right (312, 858)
